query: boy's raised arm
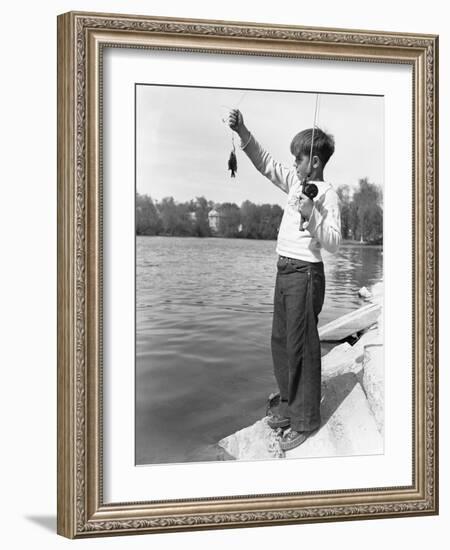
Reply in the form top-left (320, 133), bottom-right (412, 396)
top-left (228, 109), bottom-right (296, 194)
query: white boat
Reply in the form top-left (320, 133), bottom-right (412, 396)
top-left (319, 302), bottom-right (381, 342)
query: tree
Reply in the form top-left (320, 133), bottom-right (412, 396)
top-left (351, 178), bottom-right (383, 243)
top-left (336, 184), bottom-right (352, 240)
top-left (190, 196), bottom-right (212, 237)
top-left (157, 196), bottom-right (189, 235)
top-left (136, 193), bottom-right (162, 235)
top-left (362, 204), bottom-right (383, 244)
top-left (218, 203), bottom-right (241, 237)
top-left (240, 200), bottom-right (259, 238)
top-left (258, 203), bottom-right (283, 240)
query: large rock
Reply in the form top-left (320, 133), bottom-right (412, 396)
top-left (218, 377), bottom-right (383, 460)
top-left (352, 323), bottom-right (382, 354)
top-left (321, 323), bottom-right (382, 381)
top-left (361, 344), bottom-right (384, 436)
top-left (370, 282), bottom-right (384, 305)
top-left (218, 419), bottom-right (283, 460)
top-left (322, 342), bottom-right (363, 380)
top-left (287, 381), bottom-right (383, 459)
top-left (218, 307), bottom-right (385, 461)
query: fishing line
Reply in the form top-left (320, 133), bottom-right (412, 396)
top-left (308, 93), bottom-right (320, 171)
top-left (220, 91), bottom-right (248, 124)
top-left (316, 94), bottom-right (321, 130)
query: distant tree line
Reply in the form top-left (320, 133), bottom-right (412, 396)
top-left (136, 194), bottom-right (283, 240)
top-left (136, 195), bottom-right (213, 237)
top-left (137, 178), bottom-right (383, 243)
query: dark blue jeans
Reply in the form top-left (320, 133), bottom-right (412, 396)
top-left (271, 256), bottom-right (325, 432)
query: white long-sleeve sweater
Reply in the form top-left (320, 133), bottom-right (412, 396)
top-left (241, 133), bottom-right (341, 262)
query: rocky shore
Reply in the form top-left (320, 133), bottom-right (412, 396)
top-left (218, 287), bottom-right (384, 461)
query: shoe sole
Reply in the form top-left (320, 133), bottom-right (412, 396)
top-left (279, 433), bottom-right (309, 451)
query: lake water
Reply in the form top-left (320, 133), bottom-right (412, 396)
top-left (135, 236), bottom-right (383, 465)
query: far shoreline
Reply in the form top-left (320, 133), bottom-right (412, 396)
top-left (136, 234), bottom-right (382, 246)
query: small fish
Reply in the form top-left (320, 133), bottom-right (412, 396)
top-left (228, 150), bottom-right (237, 178)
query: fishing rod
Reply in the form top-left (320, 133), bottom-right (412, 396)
top-left (299, 93), bottom-right (321, 231)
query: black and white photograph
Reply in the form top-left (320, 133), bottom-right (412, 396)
top-left (135, 84), bottom-right (384, 466)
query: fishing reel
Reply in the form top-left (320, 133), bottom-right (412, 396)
top-left (302, 181), bottom-right (319, 201)
top-left (299, 180), bottom-right (319, 231)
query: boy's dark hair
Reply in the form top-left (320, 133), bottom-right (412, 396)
top-left (290, 127), bottom-right (335, 167)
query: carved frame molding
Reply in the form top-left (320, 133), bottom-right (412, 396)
top-left (57, 11), bottom-right (438, 538)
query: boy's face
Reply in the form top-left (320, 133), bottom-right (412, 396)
top-left (293, 153), bottom-right (311, 181)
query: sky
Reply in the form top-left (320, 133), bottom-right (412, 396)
top-left (136, 84), bottom-right (384, 207)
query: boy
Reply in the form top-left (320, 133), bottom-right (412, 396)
top-left (228, 109), bottom-right (341, 451)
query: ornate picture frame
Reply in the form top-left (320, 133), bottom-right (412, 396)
top-left (57, 11), bottom-right (438, 538)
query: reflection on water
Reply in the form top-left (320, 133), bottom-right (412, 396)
top-left (135, 237), bottom-right (383, 465)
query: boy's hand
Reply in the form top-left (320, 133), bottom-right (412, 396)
top-left (228, 109), bottom-right (251, 146)
top-left (298, 193), bottom-right (314, 221)
top-left (228, 109), bottom-right (244, 133)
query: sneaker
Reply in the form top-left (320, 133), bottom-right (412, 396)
top-left (267, 413), bottom-right (290, 429)
top-left (279, 428), bottom-right (312, 451)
